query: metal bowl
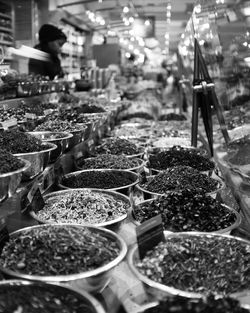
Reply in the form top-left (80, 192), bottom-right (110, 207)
top-left (27, 131), bottom-right (73, 162)
top-left (29, 188), bottom-right (130, 230)
top-left (75, 156), bottom-right (145, 173)
top-left (0, 224), bottom-right (127, 292)
top-left (151, 137), bottom-right (203, 149)
top-left (130, 198), bottom-right (241, 235)
top-left (58, 169), bottom-right (139, 196)
top-left (0, 158), bottom-right (30, 202)
top-left (136, 175), bottom-right (225, 200)
top-left (128, 232), bottom-right (250, 302)
top-left (13, 142), bottom-right (57, 181)
top-left (0, 279), bottom-right (106, 313)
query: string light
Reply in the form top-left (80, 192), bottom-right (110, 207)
top-left (165, 0), bottom-right (171, 54)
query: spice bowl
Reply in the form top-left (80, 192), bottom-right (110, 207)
top-left (136, 172), bottom-right (225, 200)
top-left (13, 143), bottom-right (57, 181)
top-left (130, 197), bottom-right (241, 235)
top-left (0, 279), bottom-right (106, 313)
top-left (27, 131), bottom-right (73, 162)
top-left (29, 188), bottom-right (131, 230)
top-left (68, 125), bottom-right (87, 149)
top-left (0, 224), bottom-right (127, 293)
top-left (58, 169), bottom-right (139, 196)
top-left (128, 232), bottom-right (250, 303)
top-left (0, 158), bottom-right (30, 202)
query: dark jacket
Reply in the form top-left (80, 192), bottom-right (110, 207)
top-left (28, 43), bottom-right (64, 80)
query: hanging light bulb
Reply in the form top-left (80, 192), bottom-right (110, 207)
top-left (123, 6), bottom-right (129, 13)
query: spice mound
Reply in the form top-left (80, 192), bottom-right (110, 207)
top-left (0, 129), bottom-right (50, 153)
top-left (62, 170), bottom-right (136, 189)
top-left (35, 120), bottom-right (83, 132)
top-left (0, 149), bottom-right (25, 174)
top-left (148, 146), bottom-right (214, 171)
top-left (0, 283), bottom-right (95, 313)
top-left (95, 137), bottom-right (143, 156)
top-left (36, 190), bottom-right (128, 224)
top-left (77, 154), bottom-right (142, 170)
top-left (136, 235), bottom-right (250, 295)
top-left (0, 225), bottom-right (120, 275)
top-left (140, 166), bottom-right (219, 194)
top-left (78, 103), bottom-right (106, 113)
top-left (134, 190), bottom-right (237, 232)
top-left (144, 295), bottom-right (250, 313)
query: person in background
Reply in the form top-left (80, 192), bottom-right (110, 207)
top-left (28, 24), bottom-right (67, 80)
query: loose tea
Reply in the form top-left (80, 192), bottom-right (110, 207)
top-left (95, 137), bottom-right (143, 156)
top-left (136, 235), bottom-right (250, 295)
top-left (0, 129), bottom-right (50, 153)
top-left (0, 149), bottom-right (24, 174)
top-left (36, 190), bottom-right (128, 224)
top-left (77, 103), bottom-right (106, 113)
top-left (62, 170), bottom-right (136, 189)
top-left (144, 295), bottom-right (250, 313)
top-left (77, 154), bottom-right (142, 170)
top-left (0, 283), bottom-right (95, 313)
top-left (141, 166), bottom-right (219, 194)
top-left (35, 120), bottom-right (84, 132)
top-left (0, 225), bottom-right (120, 275)
top-left (134, 190), bottom-right (236, 232)
top-left (148, 146), bottom-right (214, 171)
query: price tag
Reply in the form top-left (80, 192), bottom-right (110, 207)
top-left (0, 217), bottom-right (9, 250)
top-left (136, 215), bottom-right (165, 259)
top-left (27, 183), bottom-right (45, 214)
top-left (43, 167), bottom-right (55, 191)
top-left (1, 118), bottom-right (17, 130)
top-left (25, 113), bottom-right (37, 120)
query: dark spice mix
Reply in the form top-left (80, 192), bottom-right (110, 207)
top-left (0, 225), bottom-right (120, 276)
top-left (0, 149), bottom-right (25, 174)
top-left (136, 235), bottom-right (250, 295)
top-left (134, 190), bottom-right (237, 232)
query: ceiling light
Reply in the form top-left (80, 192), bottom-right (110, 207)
top-left (144, 20), bottom-right (150, 26)
top-left (131, 37), bottom-right (135, 41)
top-left (123, 6), bottom-right (129, 13)
top-left (134, 48), bottom-right (139, 54)
top-left (243, 41), bottom-right (248, 46)
top-left (129, 17), bottom-right (134, 23)
top-left (128, 44), bottom-right (133, 50)
top-left (125, 52), bottom-right (131, 58)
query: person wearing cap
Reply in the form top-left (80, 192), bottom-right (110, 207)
top-left (28, 24), bottom-right (67, 80)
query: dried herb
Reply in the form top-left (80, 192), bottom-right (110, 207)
top-left (134, 190), bottom-right (236, 232)
top-left (144, 295), bottom-right (250, 313)
top-left (141, 166), bottom-right (219, 194)
top-left (0, 283), bottom-right (95, 313)
top-left (0, 129), bottom-right (50, 153)
top-left (136, 235), bottom-right (250, 295)
top-left (62, 170), bottom-right (135, 189)
top-left (148, 146), bottom-right (214, 171)
top-left (158, 113), bottom-right (187, 121)
top-left (77, 103), bottom-right (106, 113)
top-left (35, 120), bottom-right (84, 132)
top-left (95, 137), bottom-right (143, 156)
top-left (0, 149), bottom-right (25, 174)
top-left (36, 189), bottom-right (128, 224)
top-left (77, 154), bottom-right (142, 170)
top-left (0, 225), bottom-right (120, 275)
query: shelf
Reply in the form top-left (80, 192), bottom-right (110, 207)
top-left (0, 26), bottom-right (12, 33)
top-left (0, 12), bottom-right (11, 20)
top-left (0, 40), bottom-right (13, 46)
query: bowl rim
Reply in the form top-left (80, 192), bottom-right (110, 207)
top-left (58, 168), bottom-right (139, 191)
top-left (0, 158), bottom-right (30, 178)
top-left (13, 142), bottom-right (57, 156)
top-left (0, 223), bottom-right (128, 282)
top-left (0, 279), bottom-right (106, 313)
top-left (130, 197), bottom-right (241, 234)
top-left (29, 188), bottom-right (130, 227)
top-left (128, 231), bottom-right (250, 299)
top-left (75, 156), bottom-right (145, 172)
top-left (27, 131), bottom-right (73, 141)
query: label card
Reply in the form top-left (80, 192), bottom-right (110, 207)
top-left (1, 118), bottom-right (18, 130)
top-left (27, 183), bottom-right (45, 213)
top-left (136, 215), bottom-right (165, 259)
